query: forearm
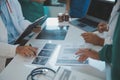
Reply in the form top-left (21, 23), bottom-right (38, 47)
top-left (97, 37), bottom-right (104, 46)
top-left (66, 0), bottom-right (70, 12)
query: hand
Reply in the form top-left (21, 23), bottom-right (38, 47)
top-left (81, 32), bottom-right (104, 46)
top-left (65, 10), bottom-right (69, 13)
top-left (97, 22), bottom-right (108, 33)
top-left (16, 46), bottom-right (37, 57)
top-left (32, 25), bottom-right (41, 33)
top-left (75, 48), bottom-right (99, 62)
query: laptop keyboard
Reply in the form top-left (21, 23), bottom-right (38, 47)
top-left (70, 18), bottom-right (98, 32)
top-left (78, 22), bottom-right (87, 27)
top-left (78, 18), bottom-right (99, 27)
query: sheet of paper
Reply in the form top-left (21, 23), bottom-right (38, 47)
top-left (53, 67), bottom-right (103, 80)
top-left (56, 44), bottom-right (89, 66)
top-left (32, 43), bottom-right (58, 65)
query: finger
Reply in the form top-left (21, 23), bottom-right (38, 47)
top-left (82, 55), bottom-right (88, 61)
top-left (98, 26), bottom-right (104, 32)
top-left (81, 33), bottom-right (88, 37)
top-left (29, 51), bottom-right (36, 57)
top-left (84, 36), bottom-right (90, 40)
top-left (27, 46), bottom-right (37, 56)
top-left (77, 49), bottom-right (89, 54)
top-left (21, 51), bottom-right (30, 57)
top-left (24, 50), bottom-right (36, 57)
top-left (23, 51), bottom-right (32, 57)
top-left (28, 47), bottom-right (37, 56)
top-left (20, 52), bottom-right (26, 57)
top-left (82, 35), bottom-right (90, 41)
top-left (75, 49), bottom-right (86, 55)
top-left (78, 55), bottom-right (88, 62)
top-left (82, 49), bottom-right (95, 57)
top-left (84, 38), bottom-right (92, 43)
top-left (22, 47), bottom-right (34, 57)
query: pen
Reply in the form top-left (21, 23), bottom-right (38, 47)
top-left (29, 44), bottom-right (36, 56)
top-left (29, 44), bottom-right (32, 46)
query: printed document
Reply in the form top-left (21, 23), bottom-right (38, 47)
top-left (56, 44), bottom-right (89, 66)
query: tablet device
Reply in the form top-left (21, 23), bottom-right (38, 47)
top-left (14, 15), bottom-right (47, 45)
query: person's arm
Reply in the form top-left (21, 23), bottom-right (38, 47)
top-left (0, 42), bottom-right (37, 58)
top-left (75, 48), bottom-right (100, 62)
top-left (65, 0), bottom-right (70, 13)
top-left (75, 44), bottom-right (112, 62)
top-left (99, 44), bottom-right (112, 63)
top-left (16, 45), bottom-right (37, 57)
top-left (81, 32), bottom-right (104, 46)
top-left (0, 43), bottom-right (17, 58)
top-left (97, 22), bottom-right (108, 33)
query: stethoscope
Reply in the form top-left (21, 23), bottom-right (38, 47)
top-left (27, 67), bottom-right (56, 80)
top-left (6, 0), bottom-right (12, 13)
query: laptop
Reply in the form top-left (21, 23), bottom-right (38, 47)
top-left (70, 0), bottom-right (115, 32)
top-left (14, 15), bottom-right (47, 45)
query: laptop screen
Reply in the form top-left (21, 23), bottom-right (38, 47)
top-left (69, 0), bottom-right (115, 32)
top-left (87, 0), bottom-right (115, 21)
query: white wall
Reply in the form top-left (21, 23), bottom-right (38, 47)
top-left (44, 6), bottom-right (65, 17)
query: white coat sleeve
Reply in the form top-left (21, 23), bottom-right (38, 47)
top-left (0, 43), bottom-right (17, 58)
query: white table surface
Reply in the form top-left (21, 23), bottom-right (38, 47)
top-left (0, 18), bottom-right (106, 80)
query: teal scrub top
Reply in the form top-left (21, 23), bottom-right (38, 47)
top-left (99, 14), bottom-right (120, 80)
top-left (19, 0), bottom-right (44, 22)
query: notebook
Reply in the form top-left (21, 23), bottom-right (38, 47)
top-left (70, 0), bottom-right (115, 32)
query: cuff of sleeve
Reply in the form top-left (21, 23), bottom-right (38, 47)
top-left (9, 44), bottom-right (18, 57)
top-left (104, 37), bottom-right (112, 45)
top-left (98, 50), bottom-right (104, 61)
